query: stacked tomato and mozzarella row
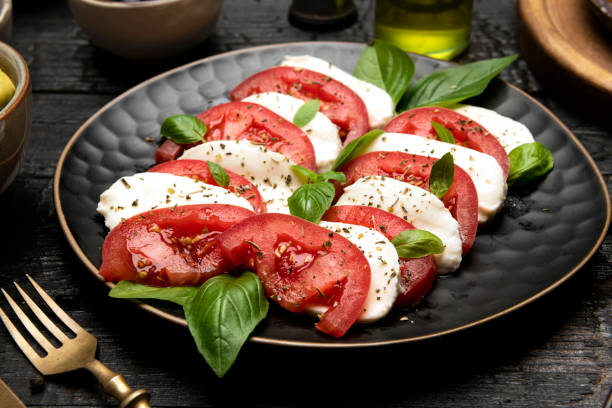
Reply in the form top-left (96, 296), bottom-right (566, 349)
top-left (97, 56), bottom-right (535, 337)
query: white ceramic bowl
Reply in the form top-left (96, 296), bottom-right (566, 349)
top-left (67, 0), bottom-right (223, 60)
top-left (0, 41), bottom-right (31, 193)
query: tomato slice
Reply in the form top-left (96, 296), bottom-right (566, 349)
top-left (383, 107), bottom-right (509, 178)
top-left (230, 66), bottom-right (370, 144)
top-left (154, 102), bottom-right (317, 170)
top-left (217, 213), bottom-right (370, 337)
top-left (155, 139), bottom-right (185, 163)
top-left (339, 151), bottom-right (478, 254)
top-left (100, 204), bottom-right (255, 287)
top-left (322, 205), bottom-right (437, 308)
top-left (148, 159), bottom-right (267, 213)
top-left (196, 101), bottom-right (316, 170)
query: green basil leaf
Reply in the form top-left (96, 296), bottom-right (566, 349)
top-left (317, 170), bottom-right (346, 183)
top-left (508, 142), bottom-right (554, 186)
top-left (207, 160), bottom-right (230, 187)
top-left (291, 164), bottom-right (319, 183)
top-left (353, 40), bottom-right (415, 106)
top-left (161, 114), bottom-right (207, 144)
top-left (332, 129), bottom-right (385, 171)
top-left (431, 121), bottom-right (455, 144)
top-left (429, 152), bottom-right (455, 198)
top-left (391, 229), bottom-right (444, 258)
top-left (287, 182), bottom-right (335, 223)
top-left (109, 281), bottom-right (197, 306)
top-left (184, 272), bottom-right (268, 378)
top-left (293, 99), bottom-right (320, 128)
top-left (398, 55), bottom-right (517, 111)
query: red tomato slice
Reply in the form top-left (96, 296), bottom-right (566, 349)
top-left (383, 107), bottom-right (509, 178)
top-left (155, 139), bottom-right (184, 163)
top-left (196, 101), bottom-right (316, 170)
top-left (148, 159), bottom-right (267, 213)
top-left (339, 151), bottom-right (478, 254)
top-left (230, 66), bottom-right (370, 144)
top-left (100, 204), bottom-right (255, 287)
top-left (217, 213), bottom-right (371, 338)
top-left (322, 205), bottom-right (437, 308)
top-left (154, 102), bottom-right (317, 170)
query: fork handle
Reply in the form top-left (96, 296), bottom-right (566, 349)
top-left (85, 359), bottom-right (151, 408)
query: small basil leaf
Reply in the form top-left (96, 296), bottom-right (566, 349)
top-left (291, 164), bottom-right (319, 183)
top-left (391, 229), bottom-right (444, 258)
top-left (353, 40), bottom-right (415, 106)
top-left (161, 114), bottom-right (207, 144)
top-left (332, 129), bottom-right (385, 171)
top-left (429, 152), bottom-right (455, 198)
top-left (184, 272), bottom-right (268, 378)
top-left (109, 281), bottom-right (197, 306)
top-left (293, 99), bottom-right (320, 128)
top-left (508, 142), bottom-right (554, 186)
top-left (431, 121), bottom-right (455, 144)
top-left (398, 55), bottom-right (517, 111)
top-left (317, 170), bottom-right (346, 184)
top-left (287, 182), bottom-right (335, 223)
top-left (207, 161), bottom-right (230, 187)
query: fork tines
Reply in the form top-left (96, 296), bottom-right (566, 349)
top-left (0, 275), bottom-right (80, 364)
top-left (0, 275), bottom-right (151, 406)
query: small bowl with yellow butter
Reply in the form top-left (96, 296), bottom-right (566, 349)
top-left (0, 41), bottom-right (31, 193)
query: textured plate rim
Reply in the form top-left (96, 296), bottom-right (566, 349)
top-left (53, 41), bottom-right (611, 348)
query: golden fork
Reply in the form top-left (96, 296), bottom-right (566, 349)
top-left (0, 275), bottom-right (151, 408)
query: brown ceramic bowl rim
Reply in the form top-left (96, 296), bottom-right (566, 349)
top-left (73, 0), bottom-right (193, 8)
top-left (0, 42), bottom-right (29, 121)
top-left (0, 0), bottom-right (11, 23)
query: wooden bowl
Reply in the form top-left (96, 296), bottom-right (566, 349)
top-left (517, 0), bottom-right (612, 127)
top-left (67, 0), bottom-right (223, 60)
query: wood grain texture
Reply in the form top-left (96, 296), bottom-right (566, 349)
top-left (0, 0), bottom-right (610, 407)
top-left (517, 0), bottom-right (612, 126)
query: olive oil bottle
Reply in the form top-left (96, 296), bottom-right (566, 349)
top-left (375, 0), bottom-right (473, 60)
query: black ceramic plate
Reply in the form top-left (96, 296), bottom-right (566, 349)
top-left (54, 42), bottom-right (610, 347)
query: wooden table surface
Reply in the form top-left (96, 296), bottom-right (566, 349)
top-left (1, 0), bottom-right (610, 407)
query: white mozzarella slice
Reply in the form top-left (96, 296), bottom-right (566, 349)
top-left (451, 104), bottom-right (535, 153)
top-left (179, 140), bottom-right (304, 214)
top-left (97, 172), bottom-right (253, 230)
top-left (242, 92), bottom-right (342, 173)
top-left (336, 176), bottom-right (462, 274)
top-left (359, 132), bottom-right (507, 223)
top-left (307, 221), bottom-right (400, 324)
top-left (280, 55), bottom-right (395, 128)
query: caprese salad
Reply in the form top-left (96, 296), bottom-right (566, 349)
top-left (99, 41), bottom-right (553, 377)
